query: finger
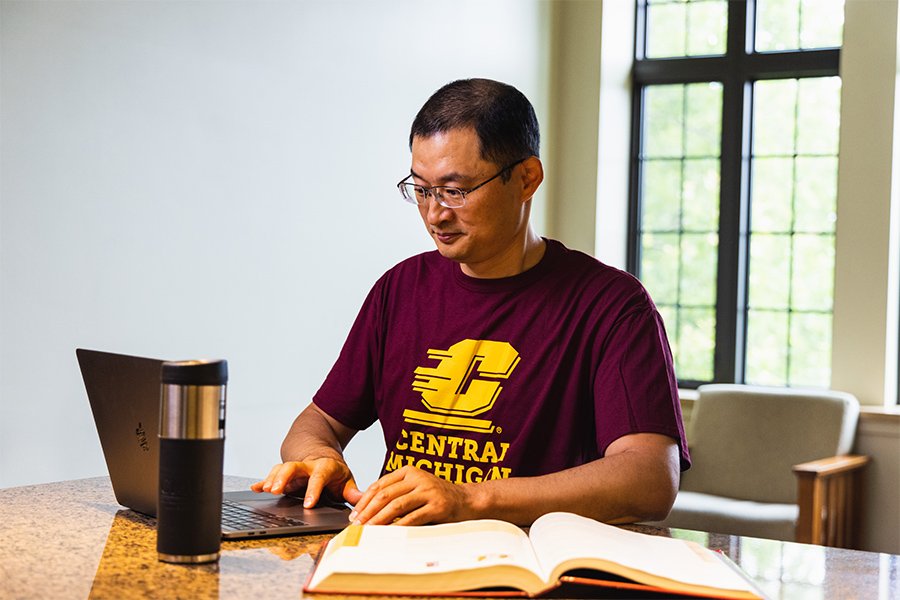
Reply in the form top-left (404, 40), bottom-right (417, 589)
top-left (342, 477), bottom-right (363, 505)
top-left (365, 488), bottom-right (427, 525)
top-left (349, 482), bottom-right (382, 521)
top-left (252, 463), bottom-right (287, 493)
top-left (353, 478), bottom-right (417, 524)
top-left (271, 462), bottom-right (310, 495)
top-left (391, 504), bottom-right (436, 526)
top-left (304, 470), bottom-right (328, 508)
top-left (352, 469), bottom-right (407, 517)
top-left (250, 476), bottom-right (267, 492)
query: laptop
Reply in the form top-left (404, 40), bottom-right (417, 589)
top-left (77, 348), bottom-right (352, 539)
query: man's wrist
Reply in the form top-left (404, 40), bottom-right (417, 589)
top-left (303, 450), bottom-right (345, 463)
top-left (461, 481), bottom-right (493, 520)
top-left (281, 447), bottom-right (344, 465)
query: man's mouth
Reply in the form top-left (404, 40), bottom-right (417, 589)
top-left (433, 231), bottom-right (462, 244)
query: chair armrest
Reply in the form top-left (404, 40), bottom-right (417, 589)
top-left (793, 454), bottom-right (869, 548)
top-left (793, 454), bottom-right (870, 477)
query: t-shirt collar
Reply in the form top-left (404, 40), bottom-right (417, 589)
top-left (450, 238), bottom-right (562, 293)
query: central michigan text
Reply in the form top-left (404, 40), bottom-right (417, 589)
top-left (385, 428), bottom-right (512, 484)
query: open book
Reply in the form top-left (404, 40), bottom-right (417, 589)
top-left (304, 512), bottom-right (763, 599)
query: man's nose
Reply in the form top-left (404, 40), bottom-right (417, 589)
top-left (424, 194), bottom-right (453, 223)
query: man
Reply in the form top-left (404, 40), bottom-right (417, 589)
top-left (253, 78), bottom-right (689, 526)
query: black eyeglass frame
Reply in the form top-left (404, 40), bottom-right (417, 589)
top-left (397, 157), bottom-right (528, 209)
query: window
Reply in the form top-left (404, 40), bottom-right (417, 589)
top-left (630, 0), bottom-right (844, 387)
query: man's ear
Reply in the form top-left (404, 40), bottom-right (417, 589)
top-left (519, 156), bottom-right (544, 201)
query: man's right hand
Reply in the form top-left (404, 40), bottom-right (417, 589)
top-left (251, 457), bottom-right (363, 508)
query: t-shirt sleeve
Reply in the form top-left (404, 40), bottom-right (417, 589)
top-left (312, 280), bottom-right (384, 432)
top-left (593, 304), bottom-right (691, 470)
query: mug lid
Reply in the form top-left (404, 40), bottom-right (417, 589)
top-left (161, 359), bottom-right (228, 386)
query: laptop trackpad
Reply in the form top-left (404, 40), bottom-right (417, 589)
top-left (225, 490), bottom-right (351, 523)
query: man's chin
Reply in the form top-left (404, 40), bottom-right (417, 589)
top-left (435, 246), bottom-right (463, 262)
top-left (433, 242), bottom-right (467, 264)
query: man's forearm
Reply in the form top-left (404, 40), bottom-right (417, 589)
top-left (464, 433), bottom-right (680, 525)
top-left (280, 403), bottom-right (356, 463)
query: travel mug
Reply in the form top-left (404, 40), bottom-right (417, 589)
top-left (157, 359), bottom-right (227, 564)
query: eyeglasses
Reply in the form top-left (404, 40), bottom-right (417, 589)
top-left (397, 158), bottom-right (527, 209)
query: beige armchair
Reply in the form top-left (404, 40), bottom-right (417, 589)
top-left (651, 384), bottom-right (869, 548)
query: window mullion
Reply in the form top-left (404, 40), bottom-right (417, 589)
top-left (714, 0), bottom-right (752, 383)
top-left (626, 82), bottom-right (644, 277)
top-left (715, 80), bottom-right (750, 383)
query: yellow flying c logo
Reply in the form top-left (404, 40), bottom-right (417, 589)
top-left (404, 339), bottom-right (520, 433)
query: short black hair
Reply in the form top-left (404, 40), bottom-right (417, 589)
top-left (409, 79), bottom-right (540, 172)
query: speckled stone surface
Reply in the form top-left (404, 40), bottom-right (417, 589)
top-left (0, 477), bottom-right (896, 599)
top-left (0, 476), bottom-right (325, 599)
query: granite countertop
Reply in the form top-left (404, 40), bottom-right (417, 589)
top-left (1, 476), bottom-right (897, 599)
top-left (0, 476), bottom-right (326, 599)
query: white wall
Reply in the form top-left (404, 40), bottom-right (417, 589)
top-left (543, 0), bottom-right (602, 257)
top-left (0, 0), bottom-right (551, 490)
top-left (832, 0), bottom-right (900, 407)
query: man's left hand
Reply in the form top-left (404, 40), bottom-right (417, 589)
top-left (349, 466), bottom-right (475, 525)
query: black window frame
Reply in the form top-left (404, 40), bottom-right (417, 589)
top-left (628, 0), bottom-right (841, 388)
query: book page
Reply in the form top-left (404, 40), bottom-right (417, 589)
top-left (528, 512), bottom-right (757, 594)
top-left (308, 519), bottom-right (543, 589)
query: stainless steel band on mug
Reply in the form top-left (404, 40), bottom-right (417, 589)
top-left (159, 359), bottom-right (227, 441)
top-left (159, 384), bottom-right (225, 440)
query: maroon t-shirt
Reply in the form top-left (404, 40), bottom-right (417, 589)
top-left (314, 239), bottom-right (690, 484)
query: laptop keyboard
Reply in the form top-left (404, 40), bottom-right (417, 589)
top-left (221, 499), bottom-right (307, 533)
